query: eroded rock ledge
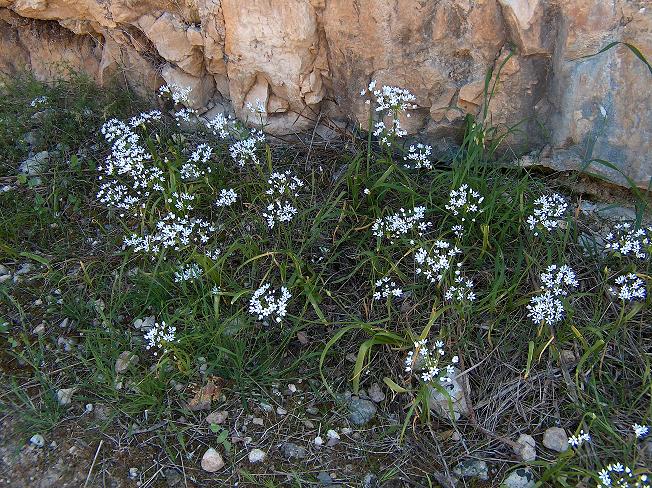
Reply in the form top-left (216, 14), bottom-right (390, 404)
top-left (0, 0), bottom-right (650, 186)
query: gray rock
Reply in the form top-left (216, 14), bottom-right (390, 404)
top-left (368, 383), bottom-right (385, 403)
top-left (205, 410), bottom-right (228, 425)
top-left (348, 398), bottom-right (377, 426)
top-left (514, 434), bottom-right (537, 461)
top-left (317, 472), bottom-right (333, 485)
top-left (362, 473), bottom-right (380, 488)
top-left (428, 367), bottom-right (470, 421)
top-left (128, 467), bottom-right (139, 480)
top-left (18, 151), bottom-right (50, 175)
top-left (543, 427), bottom-right (569, 452)
top-left (29, 434), bottom-right (45, 447)
top-left (280, 442), bottom-right (307, 460)
top-left (248, 448), bottom-right (266, 463)
top-left (115, 351), bottom-right (139, 374)
top-left (453, 459), bottom-right (489, 481)
top-left (502, 468), bottom-right (536, 488)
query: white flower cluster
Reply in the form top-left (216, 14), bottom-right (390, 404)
top-left (262, 171), bottom-right (304, 229)
top-left (174, 108), bottom-right (197, 125)
top-left (445, 184), bottom-right (484, 223)
top-left (540, 264), bottom-right (579, 296)
top-left (361, 81), bottom-right (418, 147)
top-left (373, 276), bottom-right (403, 301)
top-left (364, 82), bottom-right (417, 113)
top-left (143, 320), bottom-right (177, 356)
top-left (180, 144), bottom-right (213, 180)
top-left (30, 95), bottom-right (48, 107)
top-left (568, 429), bottom-right (591, 448)
top-left (123, 212), bottom-right (216, 257)
top-left (527, 265), bottom-right (579, 326)
top-left (597, 463), bottom-right (650, 488)
top-left (372, 206), bottom-right (431, 243)
top-left (414, 240), bottom-right (461, 284)
top-left (174, 263), bottom-right (203, 283)
top-left (97, 114), bottom-right (164, 217)
top-left (610, 273), bottom-right (647, 301)
top-left (444, 265), bottom-right (476, 302)
top-left (248, 284), bottom-right (291, 323)
top-left (527, 193), bottom-right (567, 237)
top-left (604, 223), bottom-right (652, 259)
top-left (633, 423), bottom-right (649, 439)
top-left (229, 130), bottom-right (266, 167)
top-left (158, 84), bottom-right (191, 105)
top-left (215, 188), bottom-right (238, 207)
top-left (404, 339), bottom-right (459, 384)
top-left (404, 143), bottom-right (433, 170)
top-left (206, 113), bottom-right (234, 138)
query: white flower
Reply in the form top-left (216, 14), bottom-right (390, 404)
top-left (261, 171), bottom-right (303, 228)
top-left (373, 276), bottom-right (403, 301)
top-left (527, 193), bottom-right (567, 237)
top-left (263, 200), bottom-right (298, 229)
top-left (249, 284), bottom-right (291, 323)
top-left (174, 263), bottom-right (203, 283)
top-left (596, 462), bottom-right (649, 488)
top-left (633, 423), bottom-right (649, 439)
top-left (405, 339), bottom-right (457, 386)
top-left (445, 184), bottom-right (484, 223)
top-left (540, 264), bottom-right (579, 296)
top-left (30, 95), bottom-right (48, 107)
top-left (158, 84), bottom-right (191, 105)
top-left (604, 222), bottom-right (651, 259)
top-left (143, 320), bottom-right (177, 356)
top-left (404, 143), bottom-right (433, 170)
top-left (206, 112), bottom-right (234, 139)
top-left (229, 129), bottom-right (266, 167)
top-left (527, 290), bottom-right (565, 325)
top-left (567, 430), bottom-right (591, 448)
top-left (372, 206), bottom-right (431, 242)
top-left (609, 273), bottom-right (646, 301)
top-left (215, 188), bottom-right (238, 207)
top-left (414, 240), bottom-right (460, 284)
top-left (444, 265), bottom-right (476, 302)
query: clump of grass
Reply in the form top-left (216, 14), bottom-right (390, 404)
top-left (0, 71), bottom-right (650, 487)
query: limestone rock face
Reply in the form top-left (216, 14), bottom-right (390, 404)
top-left (0, 0), bottom-right (650, 186)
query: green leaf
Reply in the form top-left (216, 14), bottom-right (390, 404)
top-left (383, 377), bottom-right (409, 394)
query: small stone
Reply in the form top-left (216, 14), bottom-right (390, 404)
top-left (259, 402), bottom-right (273, 412)
top-left (514, 434), bottom-right (537, 462)
top-left (115, 351), bottom-right (139, 374)
top-left (303, 420), bottom-right (314, 429)
top-left (306, 406), bottom-right (319, 415)
top-left (362, 473), bottom-right (380, 488)
top-left (428, 367), bottom-right (470, 421)
top-left (346, 353), bottom-right (357, 363)
top-left (317, 472), bottom-right (333, 485)
top-left (453, 459), bottom-right (489, 481)
top-left (33, 323), bottom-right (45, 335)
top-left (205, 410), bottom-right (228, 425)
top-left (280, 442), bottom-right (307, 459)
top-left (276, 407), bottom-right (287, 416)
top-left (29, 434), bottom-right (45, 447)
top-left (451, 431), bottom-right (462, 441)
top-left (248, 448), bottom-right (266, 464)
top-left (368, 383), bottom-right (385, 403)
top-left (84, 404), bottom-right (93, 413)
top-left (348, 398), bottom-right (377, 426)
top-left (58, 318), bottom-right (69, 329)
top-left (502, 468), bottom-right (536, 488)
top-left (314, 436), bottom-right (324, 447)
top-left (326, 429), bottom-right (340, 447)
top-left (296, 331), bottom-right (309, 344)
top-left (128, 468), bottom-right (139, 480)
top-left (18, 151), bottom-right (50, 175)
top-left (56, 388), bottom-right (76, 406)
top-left (543, 427), bottom-right (568, 452)
top-left (200, 448), bottom-right (224, 472)
top-left (252, 417), bottom-right (264, 426)
top-left (287, 384), bottom-right (297, 393)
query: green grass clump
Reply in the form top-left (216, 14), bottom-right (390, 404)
top-left (0, 73), bottom-right (650, 487)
